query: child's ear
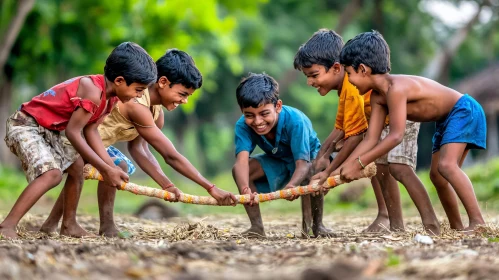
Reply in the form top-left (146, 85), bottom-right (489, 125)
top-left (359, 64), bottom-right (371, 76)
top-left (158, 76), bottom-right (170, 88)
top-left (114, 76), bottom-right (126, 85)
top-left (276, 100), bottom-right (283, 113)
top-left (332, 62), bottom-right (342, 74)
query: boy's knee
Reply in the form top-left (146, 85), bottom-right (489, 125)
top-left (66, 158), bottom-right (84, 177)
top-left (429, 167), bottom-right (441, 183)
top-left (44, 169), bottom-right (63, 186)
top-left (388, 164), bottom-right (413, 182)
top-left (437, 159), bottom-right (457, 178)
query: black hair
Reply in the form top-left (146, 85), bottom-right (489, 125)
top-left (156, 49), bottom-right (203, 89)
top-left (293, 29), bottom-right (344, 71)
top-left (104, 42), bottom-right (157, 86)
top-left (340, 30), bottom-right (391, 74)
top-left (236, 73), bottom-right (279, 109)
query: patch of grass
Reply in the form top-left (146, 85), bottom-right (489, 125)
top-left (385, 248), bottom-right (401, 267)
top-left (487, 237), bottom-right (499, 243)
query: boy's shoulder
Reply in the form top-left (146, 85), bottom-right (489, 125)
top-left (78, 76), bottom-right (105, 104)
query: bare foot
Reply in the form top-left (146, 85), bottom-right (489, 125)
top-left (99, 224), bottom-right (120, 237)
top-left (60, 223), bottom-right (93, 238)
top-left (0, 226), bottom-right (19, 239)
top-left (241, 226), bottom-right (265, 238)
top-left (363, 215), bottom-right (390, 233)
top-left (312, 224), bottom-right (334, 238)
top-left (424, 223), bottom-right (441, 236)
top-left (390, 226), bottom-right (405, 233)
top-left (39, 221), bottom-right (59, 235)
top-left (460, 222), bottom-right (486, 235)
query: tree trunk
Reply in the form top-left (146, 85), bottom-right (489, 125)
top-left (335, 0), bottom-right (363, 35)
top-left (0, 75), bottom-right (16, 165)
top-left (0, 0), bottom-right (36, 72)
top-left (0, 0), bottom-right (36, 166)
top-left (422, 1), bottom-right (486, 81)
top-left (372, 0), bottom-right (384, 34)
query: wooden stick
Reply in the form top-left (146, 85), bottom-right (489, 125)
top-left (83, 163), bottom-right (376, 206)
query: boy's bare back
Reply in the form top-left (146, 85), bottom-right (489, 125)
top-left (374, 75), bottom-right (463, 122)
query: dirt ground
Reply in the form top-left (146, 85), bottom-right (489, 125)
top-left (1, 213), bottom-right (499, 280)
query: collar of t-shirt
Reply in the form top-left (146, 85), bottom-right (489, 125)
top-left (259, 109), bottom-right (286, 155)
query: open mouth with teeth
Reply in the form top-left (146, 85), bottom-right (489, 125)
top-left (253, 124), bottom-right (268, 134)
top-left (166, 102), bottom-right (181, 111)
top-left (313, 85), bottom-right (325, 95)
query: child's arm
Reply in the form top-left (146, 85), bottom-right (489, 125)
top-left (127, 109), bottom-right (178, 199)
top-left (313, 134), bottom-right (363, 185)
top-left (232, 151), bottom-right (257, 205)
top-left (284, 118), bottom-right (317, 199)
top-left (66, 79), bottom-right (128, 188)
top-left (128, 104), bottom-right (236, 205)
top-left (283, 159), bottom-right (311, 200)
top-left (313, 128), bottom-right (344, 172)
top-left (338, 90), bottom-right (406, 181)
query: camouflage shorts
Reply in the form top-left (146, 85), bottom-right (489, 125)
top-left (4, 111), bottom-right (80, 183)
top-left (376, 121), bottom-right (420, 170)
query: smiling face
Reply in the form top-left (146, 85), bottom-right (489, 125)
top-left (302, 63), bottom-right (343, 96)
top-left (114, 77), bottom-right (148, 103)
top-left (241, 100), bottom-right (282, 135)
top-left (157, 76), bottom-right (195, 111)
top-left (344, 65), bottom-right (372, 95)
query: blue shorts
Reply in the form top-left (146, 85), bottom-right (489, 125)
top-left (107, 146), bottom-right (136, 175)
top-left (432, 94), bottom-right (486, 153)
top-left (252, 154), bottom-right (295, 193)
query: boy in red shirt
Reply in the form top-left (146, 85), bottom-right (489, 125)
top-left (0, 42), bottom-right (157, 239)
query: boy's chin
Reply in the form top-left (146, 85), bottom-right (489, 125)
top-left (251, 128), bottom-right (271, 135)
top-left (317, 87), bottom-right (330, 96)
top-left (164, 103), bottom-right (179, 111)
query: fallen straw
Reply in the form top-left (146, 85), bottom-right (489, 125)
top-left (83, 163), bottom-right (376, 205)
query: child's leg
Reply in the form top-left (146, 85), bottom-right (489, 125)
top-left (40, 189), bottom-right (64, 234)
top-left (301, 195), bottom-right (313, 237)
top-left (430, 151), bottom-right (467, 229)
top-left (389, 163), bottom-right (440, 235)
top-left (59, 158), bottom-right (90, 237)
top-left (40, 158), bottom-right (90, 237)
top-left (374, 125), bottom-right (404, 232)
top-left (376, 164), bottom-right (404, 231)
top-left (363, 175), bottom-right (390, 232)
top-left (310, 193), bottom-right (333, 237)
top-left (387, 121), bottom-right (440, 234)
top-left (234, 158), bottom-right (266, 236)
top-left (98, 161), bottom-right (128, 237)
top-left (0, 169), bottom-right (63, 238)
top-left (438, 143), bottom-right (484, 230)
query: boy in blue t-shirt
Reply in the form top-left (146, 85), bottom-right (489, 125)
top-left (232, 73), bottom-right (331, 237)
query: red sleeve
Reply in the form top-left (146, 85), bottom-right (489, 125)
top-left (71, 97), bottom-right (98, 114)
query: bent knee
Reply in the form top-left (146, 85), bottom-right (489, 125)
top-left (388, 164), bottom-right (413, 181)
top-left (437, 159), bottom-right (458, 177)
top-left (66, 158), bottom-right (84, 176)
top-left (429, 167), bottom-right (441, 183)
top-left (43, 169), bottom-right (63, 186)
